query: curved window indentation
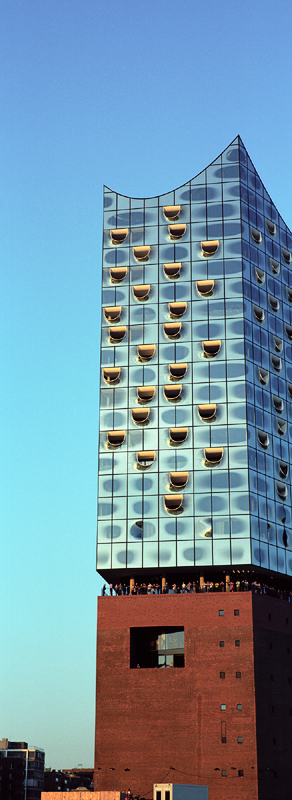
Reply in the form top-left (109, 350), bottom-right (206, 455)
top-left (164, 322), bottom-right (182, 339)
top-left (169, 427), bottom-right (188, 445)
top-left (107, 430), bottom-right (125, 449)
top-left (255, 268), bottom-right (265, 284)
top-left (273, 335), bottom-right (283, 352)
top-left (283, 529), bottom-right (288, 547)
top-left (198, 404), bottom-right (217, 422)
top-left (136, 451), bottom-right (155, 470)
top-left (103, 367), bottom-right (121, 384)
top-left (279, 460), bottom-right (289, 479)
top-left (258, 430), bottom-right (269, 449)
top-left (271, 355), bottom-right (282, 372)
top-left (202, 340), bottom-right (221, 358)
top-left (163, 262), bottom-right (181, 279)
top-left (163, 205), bottom-right (181, 221)
top-left (258, 367), bottom-right (269, 386)
top-left (110, 266), bottom-right (128, 282)
top-left (196, 280), bottom-right (215, 296)
top-left (251, 227), bottom-right (262, 244)
top-left (272, 395), bottom-right (284, 413)
top-left (287, 287), bottom-right (292, 303)
top-left (285, 324), bottom-right (292, 340)
top-left (169, 363), bottom-right (187, 381)
top-left (164, 494), bottom-right (184, 513)
top-left (133, 246), bottom-right (150, 262)
top-left (169, 472), bottom-right (189, 490)
top-left (282, 248), bottom-right (291, 264)
top-left (109, 326), bottom-right (126, 343)
top-left (132, 284), bottom-right (150, 302)
top-left (276, 481), bottom-right (288, 500)
top-left (137, 386), bottom-right (156, 404)
top-left (269, 295), bottom-right (279, 313)
top-left (110, 228), bottom-right (128, 245)
top-left (204, 448), bottom-right (223, 467)
top-left (277, 418), bottom-right (287, 436)
top-left (266, 220), bottom-right (276, 236)
top-left (137, 344), bottom-right (156, 362)
top-left (288, 383), bottom-right (292, 399)
top-left (131, 407), bottom-right (150, 425)
top-left (164, 385), bottom-right (182, 402)
top-left (201, 240), bottom-right (219, 257)
top-left (104, 305), bottom-right (122, 323)
top-left (253, 305), bottom-right (265, 323)
top-left (270, 259), bottom-right (280, 275)
top-left (168, 223), bottom-right (186, 240)
top-left (168, 301), bottom-right (187, 318)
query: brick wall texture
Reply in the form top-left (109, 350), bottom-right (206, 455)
top-left (94, 592), bottom-right (292, 800)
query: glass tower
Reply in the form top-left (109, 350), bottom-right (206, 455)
top-left (97, 136), bottom-right (292, 583)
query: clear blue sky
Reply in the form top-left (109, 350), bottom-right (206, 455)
top-left (1, 0), bottom-right (292, 770)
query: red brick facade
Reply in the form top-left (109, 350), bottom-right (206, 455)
top-left (95, 593), bottom-right (262, 800)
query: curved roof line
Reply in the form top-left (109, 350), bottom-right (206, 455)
top-left (104, 135), bottom-right (242, 199)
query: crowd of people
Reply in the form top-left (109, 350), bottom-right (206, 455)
top-left (101, 579), bottom-right (292, 601)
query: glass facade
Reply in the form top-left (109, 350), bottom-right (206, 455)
top-left (97, 136), bottom-right (292, 578)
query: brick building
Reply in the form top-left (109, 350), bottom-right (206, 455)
top-left (95, 138), bottom-right (292, 799)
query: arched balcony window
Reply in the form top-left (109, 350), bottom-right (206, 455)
top-left (169, 363), bottom-right (187, 380)
top-left (163, 205), bottom-right (181, 221)
top-left (168, 223), bottom-right (186, 240)
top-left (164, 494), bottom-right (184, 513)
top-left (198, 404), bottom-right (217, 422)
top-left (169, 427), bottom-right (188, 445)
top-left (196, 280), bottom-right (215, 296)
top-left (201, 240), bottom-right (219, 257)
top-left (204, 448), bottom-right (223, 466)
top-left (137, 386), bottom-right (156, 403)
top-left (110, 228), bottom-right (128, 245)
top-left (103, 367), bottom-right (121, 384)
top-left (132, 285), bottom-right (150, 301)
top-left (110, 266), bottom-right (128, 282)
top-left (163, 262), bottom-right (181, 279)
top-left (136, 451), bottom-right (155, 470)
top-left (103, 306), bottom-right (122, 323)
top-left (107, 431), bottom-right (125, 448)
top-left (137, 344), bottom-right (156, 362)
top-left (132, 408), bottom-right (150, 425)
top-left (133, 246), bottom-right (150, 262)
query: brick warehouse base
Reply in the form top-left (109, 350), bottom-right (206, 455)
top-left (94, 592), bottom-right (292, 800)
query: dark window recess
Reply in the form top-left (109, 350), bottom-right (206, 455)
top-left (270, 643), bottom-right (273, 650)
top-left (288, 648), bottom-right (290, 654)
top-left (219, 610), bottom-right (224, 616)
top-left (156, 792), bottom-right (161, 800)
top-left (238, 737), bottom-right (243, 744)
top-left (271, 675), bottom-right (274, 681)
top-left (222, 770), bottom-right (227, 777)
top-left (220, 641), bottom-right (225, 647)
top-left (272, 706), bottom-right (275, 713)
top-left (238, 770), bottom-right (244, 777)
top-left (165, 792), bottom-right (170, 800)
top-left (234, 609), bottom-right (239, 616)
top-left (220, 671), bottom-right (225, 679)
top-left (130, 626), bottom-right (184, 669)
top-left (268, 613), bottom-right (272, 620)
top-left (273, 738), bottom-right (276, 746)
top-left (235, 640), bottom-right (240, 647)
top-left (289, 677), bottom-right (291, 685)
top-left (286, 618), bottom-right (289, 624)
top-left (221, 720), bottom-right (227, 743)
top-left (236, 672), bottom-right (241, 678)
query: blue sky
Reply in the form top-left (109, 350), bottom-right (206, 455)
top-left (1, 0), bottom-right (292, 770)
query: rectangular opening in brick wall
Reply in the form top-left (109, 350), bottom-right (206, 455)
top-left (130, 626), bottom-right (184, 669)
